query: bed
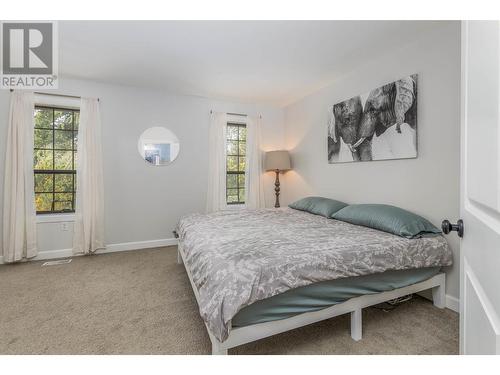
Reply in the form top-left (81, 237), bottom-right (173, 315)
top-left (176, 207), bottom-right (453, 355)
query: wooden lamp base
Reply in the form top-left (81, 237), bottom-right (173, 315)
top-left (274, 169), bottom-right (281, 208)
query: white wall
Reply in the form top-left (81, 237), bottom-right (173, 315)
top-left (282, 22), bottom-right (461, 301)
top-left (0, 78), bottom-right (285, 256)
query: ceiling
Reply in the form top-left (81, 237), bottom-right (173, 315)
top-left (59, 21), bottom-right (447, 107)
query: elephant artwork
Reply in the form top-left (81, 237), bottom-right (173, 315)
top-left (328, 74), bottom-right (418, 163)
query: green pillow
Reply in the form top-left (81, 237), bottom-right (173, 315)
top-left (331, 204), bottom-right (441, 238)
top-left (289, 196), bottom-right (348, 218)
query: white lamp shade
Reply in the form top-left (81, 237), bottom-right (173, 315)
top-left (265, 150), bottom-right (291, 171)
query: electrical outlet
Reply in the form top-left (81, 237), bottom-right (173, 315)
top-left (61, 222), bottom-right (69, 231)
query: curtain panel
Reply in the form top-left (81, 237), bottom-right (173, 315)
top-left (206, 112), bottom-right (228, 213)
top-left (245, 116), bottom-right (265, 209)
top-left (2, 92), bottom-right (37, 262)
top-left (73, 98), bottom-right (105, 255)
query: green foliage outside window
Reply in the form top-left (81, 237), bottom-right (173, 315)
top-left (34, 107), bottom-right (79, 213)
top-left (226, 123), bottom-right (246, 204)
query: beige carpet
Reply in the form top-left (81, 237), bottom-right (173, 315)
top-left (0, 246), bottom-right (459, 355)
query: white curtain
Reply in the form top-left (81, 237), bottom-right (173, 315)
top-left (73, 98), bottom-right (105, 255)
top-left (2, 92), bottom-right (37, 262)
top-left (206, 112), bottom-right (228, 213)
top-left (245, 116), bottom-right (265, 209)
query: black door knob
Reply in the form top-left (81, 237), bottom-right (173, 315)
top-left (441, 219), bottom-right (464, 238)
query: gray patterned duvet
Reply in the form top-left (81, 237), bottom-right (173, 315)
top-left (176, 208), bottom-right (452, 342)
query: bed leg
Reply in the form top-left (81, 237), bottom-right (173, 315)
top-left (432, 274), bottom-right (446, 309)
top-left (350, 308), bottom-right (362, 341)
top-left (211, 342), bottom-right (228, 355)
top-left (177, 248), bottom-right (183, 265)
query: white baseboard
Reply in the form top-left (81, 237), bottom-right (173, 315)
top-left (103, 238), bottom-right (178, 253)
top-left (446, 294), bottom-right (460, 312)
top-left (0, 238), bottom-right (178, 264)
top-left (418, 290), bottom-right (460, 313)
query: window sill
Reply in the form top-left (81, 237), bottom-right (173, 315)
top-left (36, 213), bottom-right (75, 223)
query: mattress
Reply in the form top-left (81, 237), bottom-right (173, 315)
top-left (232, 266), bottom-right (440, 327)
top-left (177, 208), bottom-right (452, 341)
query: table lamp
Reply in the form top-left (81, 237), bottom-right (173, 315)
top-left (265, 150), bottom-right (291, 208)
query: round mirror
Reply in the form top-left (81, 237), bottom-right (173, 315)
top-left (138, 127), bottom-right (180, 166)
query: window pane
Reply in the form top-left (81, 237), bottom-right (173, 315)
top-left (226, 141), bottom-right (238, 155)
top-left (227, 189), bottom-right (238, 203)
top-left (33, 107), bottom-right (78, 214)
top-left (55, 174), bottom-right (74, 192)
top-left (238, 142), bottom-right (246, 156)
top-left (73, 131), bottom-right (78, 150)
top-left (227, 125), bottom-right (239, 140)
top-left (74, 112), bottom-right (79, 130)
top-left (227, 174), bottom-right (237, 189)
top-left (35, 193), bottom-right (53, 212)
top-left (54, 110), bottom-right (73, 130)
top-left (226, 123), bottom-right (246, 204)
top-left (238, 174), bottom-right (245, 187)
top-left (54, 151), bottom-right (73, 170)
top-left (34, 129), bottom-right (53, 149)
top-left (34, 150), bottom-right (53, 170)
top-left (54, 129), bottom-right (73, 150)
top-left (34, 173), bottom-right (53, 192)
top-left (74, 151), bottom-right (78, 169)
top-left (34, 108), bottom-right (53, 129)
top-left (54, 200), bottom-right (73, 212)
top-left (54, 193), bottom-right (73, 211)
top-left (238, 157), bottom-right (246, 172)
top-left (227, 156), bottom-right (238, 172)
top-left (239, 126), bottom-right (247, 141)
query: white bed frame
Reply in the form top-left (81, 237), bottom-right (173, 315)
top-left (177, 241), bottom-right (446, 355)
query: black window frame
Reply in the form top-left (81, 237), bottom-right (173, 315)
top-left (34, 105), bottom-right (79, 214)
top-left (226, 122), bottom-right (246, 205)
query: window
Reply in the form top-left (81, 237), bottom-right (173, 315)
top-left (226, 122), bottom-right (246, 204)
top-left (33, 106), bottom-right (79, 214)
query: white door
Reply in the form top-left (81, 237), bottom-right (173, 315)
top-left (460, 20), bottom-right (500, 354)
